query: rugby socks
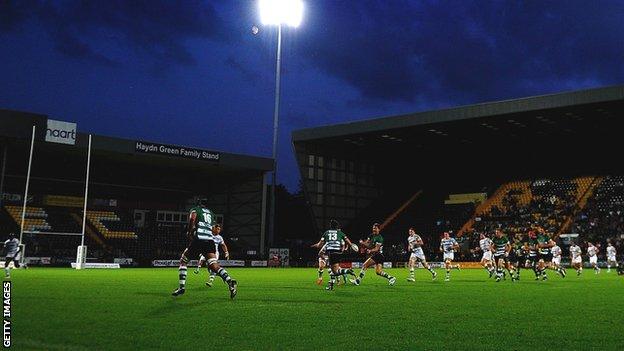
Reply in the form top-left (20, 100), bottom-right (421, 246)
top-left (338, 268), bottom-right (354, 276)
top-left (317, 268), bottom-right (324, 278)
top-left (208, 269), bottom-right (216, 284)
top-left (216, 268), bottom-right (232, 283)
top-left (328, 273), bottom-right (336, 288)
top-left (427, 266), bottom-right (436, 275)
top-left (496, 268), bottom-right (503, 279)
top-left (355, 269), bottom-right (366, 284)
top-left (4, 267), bottom-right (9, 278)
top-left (507, 267), bottom-right (515, 278)
top-left (377, 271), bottom-right (393, 281)
top-left (409, 267), bottom-right (415, 278)
top-left (178, 264), bottom-right (187, 289)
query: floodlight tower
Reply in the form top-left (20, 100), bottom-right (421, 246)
top-left (258, 0), bottom-right (303, 252)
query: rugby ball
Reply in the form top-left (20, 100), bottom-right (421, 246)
top-left (351, 243), bottom-right (359, 252)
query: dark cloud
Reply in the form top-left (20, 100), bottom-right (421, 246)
top-left (296, 1), bottom-right (624, 105)
top-left (0, 0), bottom-right (30, 32)
top-left (225, 56), bottom-right (262, 85)
top-left (1, 0), bottom-right (226, 68)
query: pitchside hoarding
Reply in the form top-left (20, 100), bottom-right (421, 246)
top-left (135, 141), bottom-right (220, 162)
top-left (45, 119), bottom-right (77, 145)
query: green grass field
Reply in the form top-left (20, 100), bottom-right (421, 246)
top-left (11, 267), bottom-right (624, 350)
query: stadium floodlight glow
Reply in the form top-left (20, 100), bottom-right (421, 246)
top-left (259, 0), bottom-right (304, 27)
top-left (256, 0), bottom-right (304, 255)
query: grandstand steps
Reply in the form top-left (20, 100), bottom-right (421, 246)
top-left (345, 186), bottom-right (421, 237)
top-left (69, 212), bottom-right (110, 252)
top-left (557, 176), bottom-right (603, 236)
top-left (380, 190), bottom-right (422, 231)
top-left (457, 182), bottom-right (513, 236)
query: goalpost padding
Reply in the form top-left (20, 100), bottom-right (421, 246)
top-left (75, 245), bottom-right (87, 269)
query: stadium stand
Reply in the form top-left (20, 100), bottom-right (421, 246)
top-left (570, 176), bottom-right (624, 242)
top-left (0, 109), bottom-right (272, 266)
top-left (4, 205), bottom-right (52, 232)
top-left (293, 86), bottom-right (624, 265)
top-left (460, 176), bottom-right (598, 238)
top-left (86, 210), bottom-right (137, 239)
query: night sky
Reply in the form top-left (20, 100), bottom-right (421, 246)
top-left (1, 1), bottom-right (623, 191)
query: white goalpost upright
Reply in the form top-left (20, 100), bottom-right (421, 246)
top-left (76, 134), bottom-right (92, 269)
top-left (15, 126), bottom-right (94, 268)
top-left (17, 125), bottom-right (36, 266)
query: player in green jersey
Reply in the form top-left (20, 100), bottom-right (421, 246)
top-left (492, 229), bottom-right (516, 282)
top-left (509, 235), bottom-right (526, 280)
top-left (526, 230), bottom-right (541, 279)
top-left (536, 227), bottom-right (558, 281)
top-left (311, 219), bottom-right (358, 290)
top-left (172, 199), bottom-right (237, 298)
top-left (351, 223), bottom-right (397, 286)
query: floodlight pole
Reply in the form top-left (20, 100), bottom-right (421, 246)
top-left (268, 24), bottom-right (282, 250)
top-left (19, 125), bottom-right (36, 246)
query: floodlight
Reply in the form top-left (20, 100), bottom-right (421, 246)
top-left (259, 0), bottom-right (304, 27)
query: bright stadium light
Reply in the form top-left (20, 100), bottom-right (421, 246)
top-left (259, 0), bottom-right (304, 27)
top-left (256, 0), bottom-right (303, 256)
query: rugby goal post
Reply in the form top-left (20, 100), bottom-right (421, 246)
top-left (75, 134), bottom-right (92, 269)
top-left (16, 126), bottom-right (93, 269)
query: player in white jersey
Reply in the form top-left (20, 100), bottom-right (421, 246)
top-left (550, 243), bottom-right (566, 277)
top-left (193, 225), bottom-right (230, 286)
top-left (205, 230), bottom-right (230, 287)
top-left (587, 242), bottom-right (600, 274)
top-left (3, 233), bottom-right (21, 278)
top-left (569, 242), bottom-right (583, 276)
top-left (606, 241), bottom-right (618, 273)
top-left (439, 232), bottom-right (460, 282)
top-left (471, 233), bottom-right (495, 278)
top-left (406, 228), bottom-right (437, 281)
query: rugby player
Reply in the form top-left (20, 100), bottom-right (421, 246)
top-left (569, 241), bottom-right (583, 276)
top-left (587, 242), bottom-right (601, 274)
top-left (200, 225), bottom-right (230, 287)
top-left (439, 232), bottom-right (460, 282)
top-left (351, 223), bottom-right (396, 286)
top-left (509, 235), bottom-right (526, 280)
top-left (536, 228), bottom-right (556, 281)
top-left (314, 243), bottom-right (330, 285)
top-left (193, 225), bottom-right (228, 273)
top-left (172, 200), bottom-right (237, 298)
top-left (472, 233), bottom-right (495, 278)
top-left (526, 230), bottom-right (541, 279)
top-left (406, 228), bottom-right (437, 281)
top-left (492, 229), bottom-right (516, 282)
top-left (550, 241), bottom-right (566, 277)
top-left (311, 219), bottom-right (357, 290)
top-left (3, 233), bottom-right (20, 278)
top-left (606, 241), bottom-right (618, 273)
